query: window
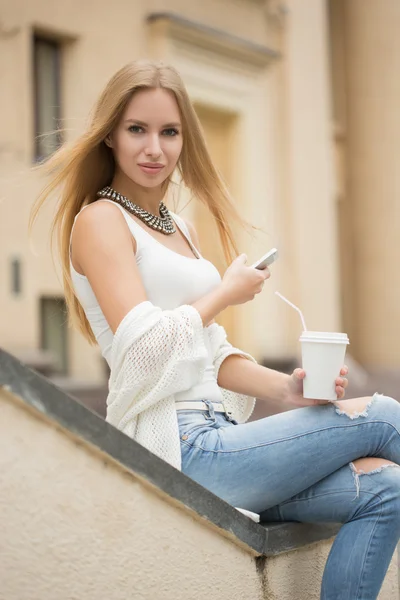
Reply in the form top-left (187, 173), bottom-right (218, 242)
top-left (10, 257), bottom-right (22, 295)
top-left (40, 297), bottom-right (69, 375)
top-left (33, 35), bottom-right (62, 161)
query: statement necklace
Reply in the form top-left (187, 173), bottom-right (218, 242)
top-left (96, 186), bottom-right (176, 235)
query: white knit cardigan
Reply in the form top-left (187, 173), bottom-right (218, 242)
top-left (106, 301), bottom-right (257, 471)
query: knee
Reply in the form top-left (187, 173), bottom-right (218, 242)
top-left (377, 393), bottom-right (400, 410)
top-left (350, 458), bottom-right (400, 511)
top-left (335, 393), bottom-right (399, 420)
top-left (334, 396), bottom-right (373, 419)
top-left (351, 457), bottom-right (398, 475)
top-left (372, 394), bottom-right (400, 422)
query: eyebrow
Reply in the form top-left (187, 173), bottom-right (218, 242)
top-left (124, 119), bottom-right (181, 128)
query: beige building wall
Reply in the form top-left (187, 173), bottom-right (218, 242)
top-left (0, 0), bottom-right (287, 377)
top-left (147, 9), bottom-right (288, 358)
top-left (1, 0), bottom-right (400, 384)
top-left (281, 0), bottom-right (340, 336)
top-left (340, 0), bottom-right (400, 368)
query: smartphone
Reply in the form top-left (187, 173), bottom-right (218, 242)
top-left (251, 248), bottom-right (279, 270)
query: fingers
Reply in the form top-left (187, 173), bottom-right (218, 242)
top-left (292, 368), bottom-right (305, 380)
top-left (255, 268), bottom-right (270, 282)
top-left (335, 377), bottom-right (348, 399)
top-left (297, 369), bottom-right (348, 399)
top-left (260, 267), bottom-right (271, 280)
top-left (255, 267), bottom-right (271, 294)
top-left (336, 386), bottom-right (345, 399)
top-left (336, 366), bottom-right (349, 399)
top-left (297, 372), bottom-right (348, 389)
top-left (335, 376), bottom-right (348, 389)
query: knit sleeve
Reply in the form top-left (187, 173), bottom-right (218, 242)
top-left (207, 321), bottom-right (257, 375)
top-left (207, 322), bottom-right (257, 423)
top-left (106, 302), bottom-right (209, 431)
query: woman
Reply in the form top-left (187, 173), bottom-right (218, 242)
top-left (30, 60), bottom-right (400, 600)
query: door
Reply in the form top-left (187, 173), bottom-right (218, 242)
top-left (193, 105), bottom-right (240, 345)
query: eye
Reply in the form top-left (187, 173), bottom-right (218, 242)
top-left (162, 128), bottom-right (179, 137)
top-left (128, 125), bottom-right (144, 133)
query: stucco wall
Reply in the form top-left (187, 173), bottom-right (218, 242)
top-left (0, 391), bottom-right (261, 600)
top-left (264, 537), bottom-right (398, 600)
top-left (1, 387), bottom-right (398, 600)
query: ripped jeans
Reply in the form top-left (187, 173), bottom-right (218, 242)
top-left (178, 393), bottom-right (400, 600)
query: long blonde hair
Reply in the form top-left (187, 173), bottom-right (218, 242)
top-left (29, 59), bottom-right (250, 344)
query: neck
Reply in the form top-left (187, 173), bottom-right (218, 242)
top-left (110, 173), bottom-right (164, 215)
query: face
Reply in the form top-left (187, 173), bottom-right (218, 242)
top-left (108, 87), bottom-right (183, 189)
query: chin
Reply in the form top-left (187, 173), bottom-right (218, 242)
top-left (133, 171), bottom-right (169, 189)
top-left (138, 177), bottom-right (166, 189)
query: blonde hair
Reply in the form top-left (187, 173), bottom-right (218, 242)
top-left (29, 59), bottom-right (250, 344)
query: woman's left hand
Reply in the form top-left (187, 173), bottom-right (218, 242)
top-left (284, 366), bottom-right (349, 409)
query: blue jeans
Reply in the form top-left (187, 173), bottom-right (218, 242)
top-left (178, 394), bottom-right (400, 600)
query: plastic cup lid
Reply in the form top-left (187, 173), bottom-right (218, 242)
top-left (299, 331), bottom-right (349, 344)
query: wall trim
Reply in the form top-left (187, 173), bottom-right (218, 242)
top-left (146, 12), bottom-right (279, 67)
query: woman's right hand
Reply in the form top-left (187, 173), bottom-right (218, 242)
top-left (220, 254), bottom-right (270, 306)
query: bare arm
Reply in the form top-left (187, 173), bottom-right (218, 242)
top-left (183, 217), bottom-right (290, 405)
top-left (182, 219), bottom-right (348, 409)
top-left (218, 352), bottom-right (349, 412)
top-left (217, 354), bottom-right (291, 411)
top-left (72, 203), bottom-right (253, 333)
top-left (73, 206), bottom-right (297, 406)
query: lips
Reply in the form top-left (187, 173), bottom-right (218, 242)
top-left (138, 163), bottom-right (165, 175)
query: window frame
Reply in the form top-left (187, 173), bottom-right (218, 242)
top-left (33, 34), bottom-right (62, 162)
top-left (39, 295), bottom-right (69, 376)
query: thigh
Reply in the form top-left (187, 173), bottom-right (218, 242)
top-left (260, 463), bottom-right (357, 524)
top-left (260, 459), bottom-right (400, 525)
top-left (180, 394), bottom-right (399, 513)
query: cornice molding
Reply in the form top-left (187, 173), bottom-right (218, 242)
top-left (147, 12), bottom-right (280, 68)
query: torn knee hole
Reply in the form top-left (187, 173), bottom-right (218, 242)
top-left (351, 458), bottom-right (397, 475)
top-left (335, 395), bottom-right (376, 419)
top-left (349, 458), bottom-right (399, 498)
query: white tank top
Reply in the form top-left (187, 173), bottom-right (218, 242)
top-left (70, 199), bottom-right (224, 403)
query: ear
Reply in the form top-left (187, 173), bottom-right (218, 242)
top-left (104, 135), bottom-right (113, 148)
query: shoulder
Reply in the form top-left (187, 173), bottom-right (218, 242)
top-left (72, 200), bottom-right (136, 251)
top-left (75, 200), bottom-right (127, 226)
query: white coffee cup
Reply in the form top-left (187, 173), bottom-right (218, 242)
top-left (299, 331), bottom-right (350, 401)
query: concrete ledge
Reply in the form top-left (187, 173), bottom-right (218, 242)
top-left (0, 347), bottom-right (341, 557)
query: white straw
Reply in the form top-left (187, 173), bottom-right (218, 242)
top-left (275, 291), bottom-right (307, 331)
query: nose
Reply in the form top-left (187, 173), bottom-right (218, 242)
top-left (145, 133), bottom-right (162, 158)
